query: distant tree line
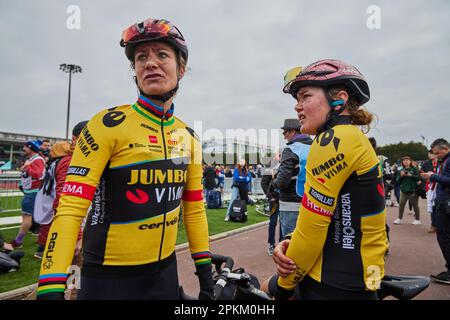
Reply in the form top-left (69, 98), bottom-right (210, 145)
top-left (376, 141), bottom-right (428, 164)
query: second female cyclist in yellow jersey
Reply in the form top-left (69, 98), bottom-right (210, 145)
top-left (263, 59), bottom-right (388, 300)
top-left (37, 18), bottom-right (214, 300)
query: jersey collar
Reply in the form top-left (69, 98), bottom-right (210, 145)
top-left (136, 94), bottom-right (174, 120)
top-left (328, 115), bottom-right (352, 127)
top-left (134, 95), bottom-right (175, 126)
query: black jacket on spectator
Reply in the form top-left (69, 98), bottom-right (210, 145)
top-left (421, 159), bottom-right (436, 173)
top-left (271, 135), bottom-right (312, 203)
top-left (261, 168), bottom-right (279, 201)
top-left (203, 166), bottom-right (217, 190)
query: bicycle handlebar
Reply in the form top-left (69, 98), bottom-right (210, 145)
top-left (211, 253), bottom-right (235, 299)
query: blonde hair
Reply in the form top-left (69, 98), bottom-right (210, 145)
top-left (328, 87), bottom-right (376, 133)
top-left (50, 141), bottom-right (72, 159)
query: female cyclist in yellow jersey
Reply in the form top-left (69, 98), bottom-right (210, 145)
top-left (263, 59), bottom-right (388, 300)
top-left (37, 18), bottom-right (214, 300)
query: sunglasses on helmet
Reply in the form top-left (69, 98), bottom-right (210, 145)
top-left (120, 18), bottom-right (185, 47)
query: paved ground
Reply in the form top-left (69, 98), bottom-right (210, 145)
top-left (177, 198), bottom-right (450, 300)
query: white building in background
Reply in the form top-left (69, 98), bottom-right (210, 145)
top-left (202, 138), bottom-right (276, 165)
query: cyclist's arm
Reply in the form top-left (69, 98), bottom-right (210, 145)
top-left (181, 130), bottom-right (214, 299)
top-left (277, 131), bottom-right (365, 291)
top-left (182, 139), bottom-right (211, 265)
top-left (37, 113), bottom-right (113, 299)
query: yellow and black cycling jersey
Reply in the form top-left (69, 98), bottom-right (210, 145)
top-left (278, 116), bottom-right (388, 292)
top-left (37, 96), bottom-right (210, 298)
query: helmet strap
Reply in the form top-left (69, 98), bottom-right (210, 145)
top-left (134, 75), bottom-right (179, 103)
top-left (144, 83), bottom-right (179, 103)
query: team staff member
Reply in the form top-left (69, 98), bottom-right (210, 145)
top-left (37, 18), bottom-right (214, 300)
top-left (263, 59), bottom-right (388, 300)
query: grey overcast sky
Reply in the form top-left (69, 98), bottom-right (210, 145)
top-left (1, 0), bottom-right (449, 148)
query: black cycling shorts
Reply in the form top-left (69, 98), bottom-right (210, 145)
top-left (77, 252), bottom-right (179, 300)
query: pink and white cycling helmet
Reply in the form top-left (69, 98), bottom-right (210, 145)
top-left (283, 59), bottom-right (370, 104)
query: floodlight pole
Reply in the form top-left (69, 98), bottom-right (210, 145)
top-left (60, 64), bottom-right (82, 140)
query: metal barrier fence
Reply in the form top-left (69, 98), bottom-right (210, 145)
top-left (221, 177), bottom-right (265, 202)
top-left (0, 173), bottom-right (22, 213)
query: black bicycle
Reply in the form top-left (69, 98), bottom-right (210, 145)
top-left (180, 253), bottom-right (430, 300)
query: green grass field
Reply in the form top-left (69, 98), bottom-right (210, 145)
top-left (0, 195), bottom-right (23, 217)
top-left (0, 206), bottom-right (267, 293)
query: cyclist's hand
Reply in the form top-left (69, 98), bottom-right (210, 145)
top-left (273, 240), bottom-right (297, 277)
top-left (267, 275), bottom-right (295, 300)
top-left (195, 263), bottom-right (215, 300)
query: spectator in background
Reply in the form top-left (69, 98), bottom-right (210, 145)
top-left (216, 165), bottom-right (225, 197)
top-left (29, 139), bottom-right (53, 235)
top-left (248, 166), bottom-right (256, 193)
top-left (270, 119), bottom-right (312, 237)
top-left (394, 156), bottom-right (421, 225)
top-left (40, 139), bottom-right (52, 163)
top-left (249, 166), bottom-right (256, 178)
top-left (421, 138), bottom-right (450, 285)
top-left (391, 162), bottom-right (401, 206)
top-left (225, 159), bottom-right (252, 221)
top-left (261, 160), bottom-right (282, 256)
top-left (224, 166), bottom-right (233, 178)
top-left (203, 164), bottom-right (218, 201)
top-left (0, 231), bottom-right (24, 273)
top-left (256, 164), bottom-right (263, 178)
top-left (1, 232), bottom-right (14, 252)
top-left (11, 140), bottom-right (46, 248)
top-left (421, 149), bottom-right (439, 233)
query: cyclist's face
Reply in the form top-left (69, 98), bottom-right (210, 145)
top-left (134, 42), bottom-right (184, 98)
top-left (294, 86), bottom-right (329, 135)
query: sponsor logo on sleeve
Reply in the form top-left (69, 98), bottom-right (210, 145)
top-left (302, 194), bottom-right (333, 217)
top-left (62, 181), bottom-right (96, 201)
top-left (309, 187), bottom-right (335, 207)
top-left (43, 232), bottom-right (58, 269)
top-left (67, 166), bottom-right (90, 177)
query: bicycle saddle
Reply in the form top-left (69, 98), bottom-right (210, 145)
top-left (379, 275), bottom-right (430, 300)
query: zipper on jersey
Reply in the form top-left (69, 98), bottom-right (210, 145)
top-left (158, 112), bottom-right (169, 262)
